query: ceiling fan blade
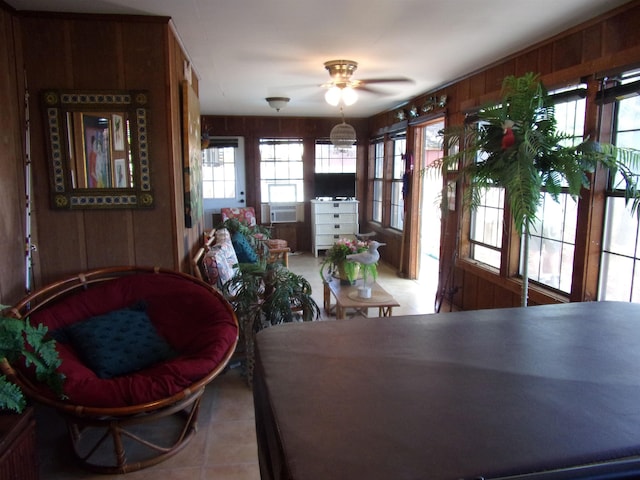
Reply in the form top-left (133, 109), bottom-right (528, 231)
top-left (359, 77), bottom-right (413, 85)
top-left (356, 85), bottom-right (392, 95)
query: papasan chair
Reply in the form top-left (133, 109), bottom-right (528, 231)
top-left (0, 266), bottom-right (238, 474)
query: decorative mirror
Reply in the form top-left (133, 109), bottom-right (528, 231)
top-left (42, 90), bottom-right (153, 209)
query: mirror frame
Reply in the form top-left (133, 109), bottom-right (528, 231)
top-left (42, 90), bottom-right (153, 209)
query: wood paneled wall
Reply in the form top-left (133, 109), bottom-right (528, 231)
top-left (0, 9), bottom-right (200, 304)
top-left (0, 5), bottom-right (27, 304)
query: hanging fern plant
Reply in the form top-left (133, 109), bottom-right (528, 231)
top-left (432, 72), bottom-right (640, 305)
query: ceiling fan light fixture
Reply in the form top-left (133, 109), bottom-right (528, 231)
top-left (342, 86), bottom-right (358, 106)
top-left (265, 96), bottom-right (290, 112)
top-left (325, 87), bottom-right (341, 106)
top-left (324, 60), bottom-right (358, 80)
top-left (324, 85), bottom-right (358, 107)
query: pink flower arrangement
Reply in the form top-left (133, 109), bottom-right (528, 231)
top-left (320, 238), bottom-right (369, 284)
top-left (325, 238), bottom-right (368, 265)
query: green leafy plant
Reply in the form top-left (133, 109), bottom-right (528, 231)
top-left (216, 218), bottom-right (271, 254)
top-left (221, 263), bottom-right (320, 383)
top-left (430, 72), bottom-right (640, 305)
top-left (320, 238), bottom-right (376, 284)
top-left (0, 305), bottom-right (64, 413)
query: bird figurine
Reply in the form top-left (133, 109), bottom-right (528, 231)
top-left (501, 119), bottom-right (515, 150)
top-left (347, 241), bottom-right (386, 298)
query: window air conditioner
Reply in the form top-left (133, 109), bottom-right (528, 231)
top-left (269, 204), bottom-right (298, 223)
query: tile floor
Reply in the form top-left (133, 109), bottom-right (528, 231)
top-left (37, 252), bottom-right (441, 479)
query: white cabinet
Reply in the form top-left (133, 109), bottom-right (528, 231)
top-left (311, 200), bottom-right (359, 257)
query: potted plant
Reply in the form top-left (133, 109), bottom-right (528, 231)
top-left (0, 305), bottom-right (64, 413)
top-left (320, 238), bottom-right (374, 285)
top-left (431, 72), bottom-right (640, 306)
top-left (221, 263), bottom-right (320, 384)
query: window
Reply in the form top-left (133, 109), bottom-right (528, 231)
top-left (390, 135), bottom-right (406, 230)
top-left (469, 186), bottom-right (504, 268)
top-left (524, 87), bottom-right (585, 292)
top-left (371, 141), bottom-right (384, 223)
top-left (526, 193), bottom-right (578, 291)
top-left (259, 138), bottom-right (304, 203)
top-left (202, 138), bottom-right (238, 199)
top-left (315, 141), bottom-right (356, 173)
top-left (599, 71), bottom-right (640, 301)
top-left (468, 122), bottom-right (504, 269)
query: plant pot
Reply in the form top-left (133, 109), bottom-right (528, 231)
top-left (336, 261), bottom-right (360, 285)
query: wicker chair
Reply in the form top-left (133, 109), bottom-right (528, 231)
top-left (1, 266), bottom-right (238, 474)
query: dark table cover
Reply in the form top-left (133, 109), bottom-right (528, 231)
top-left (253, 302), bottom-right (640, 480)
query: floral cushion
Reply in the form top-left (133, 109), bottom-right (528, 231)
top-left (220, 207), bottom-right (257, 227)
top-left (202, 254), bottom-right (220, 286)
top-left (207, 241), bottom-right (239, 285)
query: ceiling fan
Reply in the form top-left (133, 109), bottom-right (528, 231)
top-left (321, 59), bottom-right (411, 106)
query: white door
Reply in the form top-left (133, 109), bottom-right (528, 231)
top-left (202, 136), bottom-right (246, 229)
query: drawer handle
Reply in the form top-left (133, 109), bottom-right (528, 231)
top-left (333, 234), bottom-right (339, 239)
top-left (334, 214), bottom-right (339, 218)
top-left (333, 203), bottom-right (340, 208)
top-left (334, 224), bottom-right (340, 229)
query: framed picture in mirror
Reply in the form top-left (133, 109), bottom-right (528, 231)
top-left (42, 90), bottom-right (153, 209)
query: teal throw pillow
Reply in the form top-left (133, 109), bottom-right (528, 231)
top-left (55, 304), bottom-right (176, 379)
top-left (231, 232), bottom-right (259, 263)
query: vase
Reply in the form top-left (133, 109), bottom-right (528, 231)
top-left (336, 261), bottom-right (360, 285)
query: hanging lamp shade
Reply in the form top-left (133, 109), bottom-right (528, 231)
top-left (330, 122), bottom-right (356, 149)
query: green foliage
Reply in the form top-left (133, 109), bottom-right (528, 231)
top-left (216, 218), bottom-right (272, 254)
top-left (221, 263), bottom-right (320, 336)
top-left (432, 72), bottom-right (640, 235)
top-left (319, 238), bottom-right (371, 283)
top-left (0, 307), bottom-right (64, 413)
top-left (0, 377), bottom-right (26, 413)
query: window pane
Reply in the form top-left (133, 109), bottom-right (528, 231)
top-left (391, 182), bottom-right (404, 230)
top-left (617, 95), bottom-right (640, 132)
top-left (370, 141), bottom-right (385, 224)
top-left (527, 193), bottom-right (577, 292)
top-left (599, 197), bottom-right (640, 301)
top-left (374, 143), bottom-right (384, 178)
top-left (202, 146), bottom-right (237, 199)
top-left (472, 244), bottom-right (501, 267)
top-left (259, 138), bottom-right (304, 202)
top-left (390, 136), bottom-right (406, 230)
top-left (600, 251), bottom-right (634, 301)
top-left (373, 179), bottom-right (383, 223)
top-left (469, 186), bottom-right (504, 269)
top-left (602, 197), bottom-right (638, 257)
top-left (315, 142), bottom-right (356, 173)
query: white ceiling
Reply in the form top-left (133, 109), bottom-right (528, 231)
top-left (6, 0), bottom-right (630, 118)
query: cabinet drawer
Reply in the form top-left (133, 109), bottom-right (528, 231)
top-left (316, 223), bottom-right (357, 235)
top-left (316, 233), bottom-right (356, 247)
top-left (313, 202), bottom-right (357, 214)
top-left (314, 213), bottom-right (357, 224)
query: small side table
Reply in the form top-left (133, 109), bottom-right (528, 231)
top-left (324, 277), bottom-right (400, 320)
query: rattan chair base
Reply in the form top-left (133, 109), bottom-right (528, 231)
top-left (65, 387), bottom-right (204, 474)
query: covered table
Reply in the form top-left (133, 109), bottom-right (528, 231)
top-left (253, 302), bottom-right (640, 480)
